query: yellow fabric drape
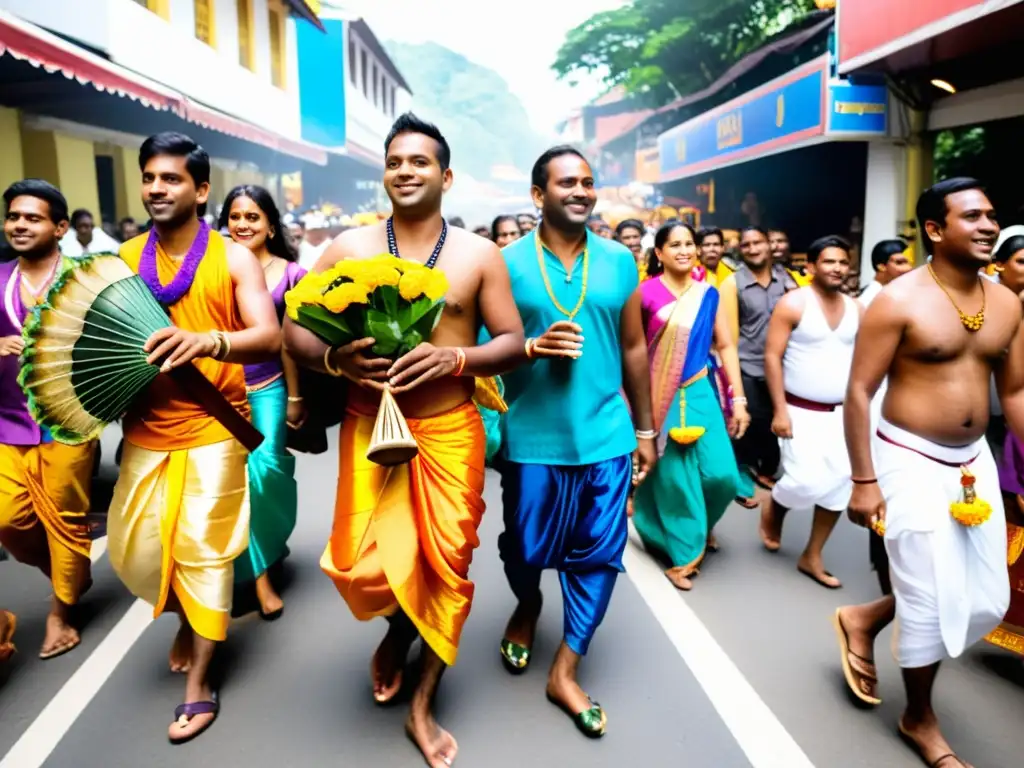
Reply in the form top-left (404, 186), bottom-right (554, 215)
top-left (107, 439), bottom-right (249, 642)
top-left (0, 442), bottom-right (95, 604)
top-left (118, 230), bottom-right (249, 451)
top-left (321, 402), bottom-right (486, 666)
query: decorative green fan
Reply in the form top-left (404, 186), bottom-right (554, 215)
top-left (18, 253), bottom-right (262, 451)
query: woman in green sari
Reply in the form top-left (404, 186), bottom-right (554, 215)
top-left (633, 223), bottom-right (750, 590)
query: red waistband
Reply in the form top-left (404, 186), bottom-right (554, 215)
top-left (785, 392), bottom-right (842, 412)
top-left (876, 430), bottom-right (978, 468)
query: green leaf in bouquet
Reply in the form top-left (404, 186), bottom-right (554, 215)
top-left (367, 309), bottom-right (404, 356)
top-left (297, 305), bottom-right (355, 347)
top-left (397, 296), bottom-right (443, 334)
top-left (410, 302), bottom-right (446, 339)
top-left (377, 285), bottom-right (399, 317)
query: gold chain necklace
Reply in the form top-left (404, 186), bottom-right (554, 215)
top-left (927, 263), bottom-right (985, 332)
top-left (536, 232), bottom-right (589, 320)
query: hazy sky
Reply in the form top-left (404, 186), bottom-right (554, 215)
top-left (345, 0), bottom-right (627, 135)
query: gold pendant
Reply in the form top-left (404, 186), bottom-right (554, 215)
top-left (959, 309), bottom-right (984, 332)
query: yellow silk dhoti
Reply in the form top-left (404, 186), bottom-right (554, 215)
top-left (107, 438), bottom-right (249, 642)
top-left (0, 442), bottom-right (94, 605)
top-left (321, 402), bottom-right (486, 666)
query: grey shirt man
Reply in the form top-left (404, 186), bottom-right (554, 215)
top-left (735, 263), bottom-right (797, 378)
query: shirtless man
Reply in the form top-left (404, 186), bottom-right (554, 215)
top-left (834, 178), bottom-right (1017, 768)
top-left (284, 113), bottom-right (524, 768)
top-left (762, 236), bottom-right (860, 588)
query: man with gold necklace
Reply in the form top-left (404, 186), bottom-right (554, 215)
top-left (835, 179), bottom-right (1021, 768)
top-left (0, 179), bottom-right (97, 660)
top-left (497, 146), bottom-right (657, 738)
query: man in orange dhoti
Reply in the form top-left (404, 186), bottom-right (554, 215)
top-left (286, 114), bottom-right (525, 768)
top-left (1, 179), bottom-right (96, 659)
top-left (107, 133), bottom-right (280, 743)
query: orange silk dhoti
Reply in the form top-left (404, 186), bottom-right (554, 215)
top-left (0, 442), bottom-right (94, 605)
top-left (986, 523), bottom-right (1024, 655)
top-left (321, 402), bottom-right (486, 666)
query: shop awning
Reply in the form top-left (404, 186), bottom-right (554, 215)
top-left (0, 10), bottom-right (178, 112)
top-left (285, 1), bottom-right (326, 32)
top-left (0, 10), bottom-right (328, 166)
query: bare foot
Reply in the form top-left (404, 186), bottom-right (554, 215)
top-left (899, 715), bottom-right (972, 768)
top-left (169, 621), bottom-right (193, 674)
top-left (406, 710), bottom-right (458, 767)
top-left (255, 575), bottom-right (284, 619)
top-left (39, 609), bottom-right (80, 660)
top-left (371, 625), bottom-right (413, 704)
top-left (665, 567), bottom-right (694, 591)
top-left (0, 610), bottom-right (16, 663)
top-left (707, 532), bottom-right (720, 552)
top-left (759, 501), bottom-right (783, 552)
top-left (797, 555), bottom-right (842, 589)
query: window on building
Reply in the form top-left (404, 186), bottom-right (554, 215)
top-left (348, 39), bottom-right (357, 85)
top-left (390, 85), bottom-right (396, 117)
top-left (360, 50), bottom-right (368, 98)
top-left (133, 0), bottom-right (169, 18)
top-left (194, 0), bottom-right (215, 46)
top-left (236, 0), bottom-right (254, 70)
top-left (371, 63), bottom-right (378, 106)
top-left (269, 1), bottom-right (286, 88)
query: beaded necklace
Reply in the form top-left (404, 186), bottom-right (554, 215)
top-left (386, 216), bottom-right (447, 268)
top-left (535, 231), bottom-right (588, 321)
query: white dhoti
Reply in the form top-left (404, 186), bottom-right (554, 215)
top-left (876, 417), bottom-right (1010, 668)
top-left (772, 399), bottom-right (852, 511)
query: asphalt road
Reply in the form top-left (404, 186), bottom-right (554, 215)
top-left (1, 427), bottom-right (1022, 767)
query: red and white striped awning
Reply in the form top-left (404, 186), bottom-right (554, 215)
top-left (0, 10), bottom-right (327, 166)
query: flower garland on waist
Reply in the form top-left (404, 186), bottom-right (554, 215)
top-left (139, 220), bottom-right (210, 306)
top-left (950, 465), bottom-right (992, 527)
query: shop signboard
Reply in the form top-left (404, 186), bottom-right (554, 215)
top-left (297, 18), bottom-right (347, 147)
top-left (827, 81), bottom-right (888, 135)
top-left (658, 56), bottom-right (828, 183)
top-left (838, 0), bottom-right (1000, 73)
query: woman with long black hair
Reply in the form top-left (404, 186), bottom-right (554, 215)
top-left (218, 185), bottom-right (305, 620)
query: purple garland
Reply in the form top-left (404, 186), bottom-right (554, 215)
top-left (139, 220), bottom-right (209, 305)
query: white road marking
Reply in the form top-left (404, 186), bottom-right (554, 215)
top-left (623, 532), bottom-right (816, 768)
top-left (90, 536), bottom-right (107, 563)
top-left (0, 599), bottom-right (153, 768)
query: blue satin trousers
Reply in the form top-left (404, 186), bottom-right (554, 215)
top-left (498, 454), bottom-right (631, 656)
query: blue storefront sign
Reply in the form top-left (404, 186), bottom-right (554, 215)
top-left (828, 81), bottom-right (888, 135)
top-left (297, 18), bottom-right (347, 148)
top-left (658, 55), bottom-right (889, 183)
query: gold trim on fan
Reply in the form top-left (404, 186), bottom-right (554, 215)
top-left (366, 387), bottom-right (418, 466)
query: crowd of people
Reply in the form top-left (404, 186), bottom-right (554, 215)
top-left (1, 110), bottom-right (1022, 768)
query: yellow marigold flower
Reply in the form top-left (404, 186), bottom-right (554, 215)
top-left (322, 282), bottom-right (371, 314)
top-left (950, 499), bottom-right (992, 527)
top-left (359, 263), bottom-right (402, 291)
top-left (398, 269), bottom-right (430, 301)
top-left (423, 270), bottom-right (449, 300)
top-left (669, 426), bottom-right (706, 445)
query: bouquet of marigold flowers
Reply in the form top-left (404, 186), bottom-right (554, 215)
top-left (285, 254), bottom-right (449, 466)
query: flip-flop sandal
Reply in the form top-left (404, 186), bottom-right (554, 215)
top-left (499, 638), bottom-right (531, 674)
top-left (169, 692), bottom-right (220, 745)
top-left (897, 720), bottom-right (972, 768)
top-left (831, 608), bottom-right (880, 705)
top-left (39, 636), bottom-right (80, 661)
top-left (546, 691), bottom-right (607, 738)
top-left (735, 496), bottom-right (760, 509)
top-left (798, 567), bottom-right (841, 589)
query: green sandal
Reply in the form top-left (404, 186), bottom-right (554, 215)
top-left (499, 638), bottom-right (531, 674)
top-left (546, 691), bottom-right (607, 738)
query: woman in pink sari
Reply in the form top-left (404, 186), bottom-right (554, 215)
top-left (633, 223), bottom-right (750, 590)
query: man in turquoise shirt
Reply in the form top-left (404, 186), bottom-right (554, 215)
top-left (496, 146), bottom-right (657, 738)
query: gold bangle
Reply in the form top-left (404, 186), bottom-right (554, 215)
top-left (323, 346), bottom-right (343, 377)
top-left (287, 396), bottom-right (304, 403)
top-left (451, 347), bottom-right (467, 377)
top-left (208, 330), bottom-right (222, 360)
top-left (220, 332), bottom-right (231, 361)
top-left (525, 337), bottom-right (536, 359)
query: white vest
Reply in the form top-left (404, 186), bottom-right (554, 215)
top-left (783, 287), bottom-right (858, 404)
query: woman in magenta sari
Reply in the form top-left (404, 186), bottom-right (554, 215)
top-left (633, 223), bottom-right (750, 591)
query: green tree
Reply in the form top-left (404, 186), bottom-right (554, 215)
top-left (933, 127), bottom-right (986, 182)
top-left (553, 0), bottom-right (819, 105)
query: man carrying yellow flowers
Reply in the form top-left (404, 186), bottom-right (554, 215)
top-left (284, 114), bottom-right (525, 768)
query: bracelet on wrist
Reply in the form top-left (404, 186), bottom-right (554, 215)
top-left (208, 331), bottom-right (222, 360)
top-left (323, 346), bottom-right (344, 377)
top-left (731, 396), bottom-right (748, 405)
top-left (525, 337), bottom-right (537, 359)
top-left (451, 347), bottom-right (467, 377)
top-left (287, 396), bottom-right (304, 403)
top-left (852, 477), bottom-right (878, 485)
top-left (635, 428), bottom-right (658, 440)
